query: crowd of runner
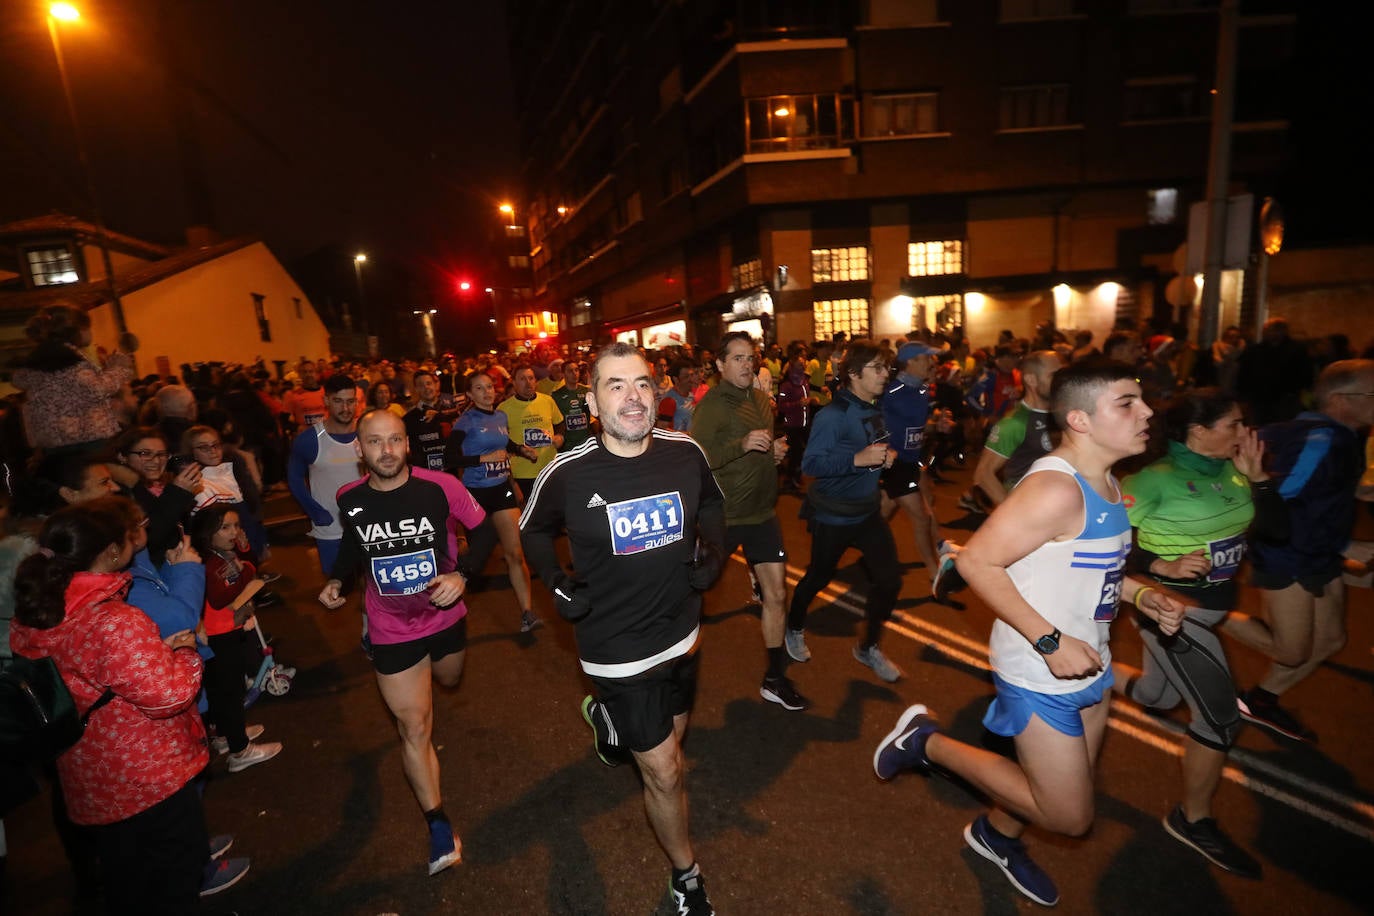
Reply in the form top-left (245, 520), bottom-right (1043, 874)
top-left (1, 301), bottom-right (1371, 914)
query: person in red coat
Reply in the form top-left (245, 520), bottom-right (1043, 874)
top-left (9, 500), bottom-right (210, 915)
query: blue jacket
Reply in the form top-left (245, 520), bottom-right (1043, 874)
top-left (802, 389), bottom-right (886, 525)
top-left (882, 374), bottom-right (933, 464)
top-left (128, 548), bottom-right (211, 712)
top-left (1251, 412), bottom-right (1363, 581)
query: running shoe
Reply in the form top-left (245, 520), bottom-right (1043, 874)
top-left (427, 818), bottom-right (462, 876)
top-left (853, 643), bottom-right (903, 683)
top-left (1163, 806), bottom-right (1262, 879)
top-left (200, 857), bottom-right (250, 897)
top-left (580, 695), bottom-right (625, 767)
top-left (784, 628), bottom-right (811, 663)
top-left (669, 868), bottom-right (715, 916)
top-left (208, 834), bottom-right (234, 860)
top-left (963, 814), bottom-right (1060, 907)
top-left (957, 493), bottom-right (987, 515)
top-left (1237, 690), bottom-right (1317, 743)
top-left (211, 723), bottom-right (265, 755)
top-left (932, 540), bottom-right (966, 600)
top-left (520, 610), bottom-right (544, 633)
top-left (873, 704), bottom-right (938, 779)
top-left (760, 675), bottom-right (810, 711)
top-left (226, 740), bottom-right (282, 773)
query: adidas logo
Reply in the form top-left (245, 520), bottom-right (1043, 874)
top-left (586, 493), bottom-right (607, 508)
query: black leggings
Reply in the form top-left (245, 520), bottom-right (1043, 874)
top-left (787, 512), bottom-right (901, 648)
top-left (1129, 604), bottom-right (1241, 751)
top-left (205, 630), bottom-right (249, 753)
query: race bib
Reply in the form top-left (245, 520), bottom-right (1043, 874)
top-left (1094, 565), bottom-right (1125, 622)
top-left (371, 549), bottom-right (437, 596)
top-left (566, 411), bottom-right (588, 431)
top-left (606, 492), bottom-right (685, 556)
top-left (483, 458), bottom-right (510, 478)
top-left (425, 449), bottom-right (445, 471)
top-left (904, 427), bottom-right (924, 451)
top-left (1206, 533), bottom-right (1246, 582)
top-left (524, 427), bottom-right (553, 448)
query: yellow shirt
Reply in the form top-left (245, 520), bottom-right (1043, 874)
top-left (499, 392), bottom-right (564, 479)
top-left (806, 358), bottom-right (833, 406)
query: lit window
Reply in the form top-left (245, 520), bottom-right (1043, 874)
top-left (864, 93), bottom-right (940, 138)
top-left (998, 84), bottom-right (1074, 130)
top-left (732, 258), bottom-right (762, 290)
top-left (543, 311), bottom-right (559, 332)
top-left (813, 299), bottom-right (871, 340)
top-left (514, 313), bottom-right (537, 330)
top-left (505, 225), bottom-right (526, 238)
top-left (913, 295), bottom-right (964, 332)
top-left (25, 246), bottom-right (80, 286)
top-left (746, 94), bottom-right (854, 153)
top-left (907, 240), bottom-right (964, 276)
top-left (508, 255), bottom-right (530, 269)
top-left (812, 247), bottom-right (870, 284)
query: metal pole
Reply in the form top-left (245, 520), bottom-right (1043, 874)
top-left (48, 15), bottom-right (127, 335)
top-left (352, 259), bottom-right (369, 334)
top-left (1254, 249), bottom-right (1270, 338)
top-left (1197, 0), bottom-right (1239, 349)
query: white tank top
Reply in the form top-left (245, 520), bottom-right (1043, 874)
top-left (308, 424), bottom-right (361, 540)
top-left (988, 455), bottom-right (1132, 694)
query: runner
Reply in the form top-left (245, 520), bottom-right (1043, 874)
top-left (785, 339), bottom-right (905, 683)
top-left (520, 342), bottom-right (725, 916)
top-left (873, 360), bottom-right (1186, 908)
top-left (500, 365), bottom-right (564, 499)
top-left (445, 371), bottom-right (542, 634)
top-left (286, 374), bottom-right (361, 577)
top-left (551, 359), bottom-right (594, 452)
top-left (403, 370), bottom-right (462, 473)
top-left (690, 331), bottom-right (805, 711)
top-left (317, 408), bottom-right (486, 877)
top-left (1113, 389), bottom-right (1285, 877)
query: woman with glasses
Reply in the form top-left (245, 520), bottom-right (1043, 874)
top-left (113, 427), bottom-right (202, 558)
top-left (179, 426), bottom-right (269, 562)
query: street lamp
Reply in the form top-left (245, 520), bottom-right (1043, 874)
top-left (46, 2), bottom-right (128, 334)
top-left (412, 308), bottom-right (438, 359)
top-left (351, 253), bottom-right (368, 333)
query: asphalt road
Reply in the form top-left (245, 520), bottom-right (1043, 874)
top-left (5, 462), bottom-right (1372, 915)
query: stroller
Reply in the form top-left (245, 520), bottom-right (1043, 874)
top-left (231, 579), bottom-right (295, 708)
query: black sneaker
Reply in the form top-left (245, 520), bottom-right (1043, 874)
top-left (1163, 806), bottom-right (1261, 878)
top-left (669, 868), bottom-right (715, 916)
top-left (580, 695), bottom-right (627, 767)
top-left (760, 675), bottom-right (810, 711)
top-left (1237, 690), bottom-right (1316, 743)
top-left (957, 493), bottom-right (986, 515)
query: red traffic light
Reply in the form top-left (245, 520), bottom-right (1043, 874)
top-left (458, 280), bottom-right (472, 292)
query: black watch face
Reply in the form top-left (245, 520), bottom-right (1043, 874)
top-left (1036, 633), bottom-right (1059, 654)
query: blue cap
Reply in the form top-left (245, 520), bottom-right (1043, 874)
top-left (896, 342), bottom-right (944, 364)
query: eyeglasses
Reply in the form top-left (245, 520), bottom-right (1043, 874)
top-left (129, 449), bottom-right (169, 459)
top-left (192, 442), bottom-right (223, 452)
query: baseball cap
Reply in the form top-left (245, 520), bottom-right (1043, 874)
top-left (896, 342), bottom-right (944, 364)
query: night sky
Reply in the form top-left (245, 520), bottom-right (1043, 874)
top-left (0, 0), bottom-right (518, 280)
top-left (1, 2), bottom-right (1367, 306)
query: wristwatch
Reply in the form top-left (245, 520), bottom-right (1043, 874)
top-left (1033, 628), bottom-right (1061, 655)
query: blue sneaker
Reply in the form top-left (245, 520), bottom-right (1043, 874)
top-left (200, 857), bottom-right (250, 897)
top-left (963, 815), bottom-right (1059, 907)
top-left (873, 704), bottom-right (939, 779)
top-left (427, 818), bottom-right (462, 876)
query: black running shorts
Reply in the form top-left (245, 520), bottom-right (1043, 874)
top-left (588, 650), bottom-right (700, 754)
top-left (722, 516), bottom-right (787, 566)
top-left (470, 481), bottom-right (520, 515)
top-left (372, 617), bottom-right (468, 676)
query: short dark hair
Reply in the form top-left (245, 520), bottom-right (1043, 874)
top-left (591, 342), bottom-right (649, 389)
top-left (839, 339), bottom-right (883, 387)
top-left (1050, 360), bottom-right (1139, 427)
top-left (718, 330), bottom-right (754, 355)
top-left (324, 374), bottom-right (355, 396)
top-left (412, 369), bottom-right (435, 383)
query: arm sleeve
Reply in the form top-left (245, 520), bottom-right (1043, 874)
top-left (329, 522), bottom-right (362, 594)
top-left (96, 610), bottom-right (203, 717)
top-left (159, 563), bottom-right (207, 630)
top-left (519, 467), bottom-right (571, 589)
top-left (1276, 428), bottom-right (1332, 500)
top-left (73, 352), bottom-right (134, 397)
top-left (1248, 480), bottom-right (1291, 543)
top-left (695, 448), bottom-right (727, 549)
top-left (286, 428), bottom-right (329, 517)
top-left (800, 407), bottom-right (863, 478)
top-left (443, 428), bottom-right (482, 469)
top-left (690, 395), bottom-right (746, 470)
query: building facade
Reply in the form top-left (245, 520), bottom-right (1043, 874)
top-left (507, 0), bottom-right (1294, 351)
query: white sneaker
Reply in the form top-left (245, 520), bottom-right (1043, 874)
top-left (226, 740), bottom-right (283, 773)
top-left (211, 724), bottom-right (265, 755)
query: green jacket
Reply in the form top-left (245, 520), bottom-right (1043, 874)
top-left (690, 381), bottom-right (777, 525)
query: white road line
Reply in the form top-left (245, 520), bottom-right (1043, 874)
top-left (739, 556), bottom-right (1374, 841)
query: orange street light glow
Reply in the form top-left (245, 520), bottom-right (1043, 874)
top-left (50, 3), bottom-right (80, 21)
top-left (774, 107), bottom-right (790, 117)
top-left (498, 203), bottom-right (514, 214)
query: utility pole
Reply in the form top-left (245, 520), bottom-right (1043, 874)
top-left (1197, 0), bottom-right (1239, 349)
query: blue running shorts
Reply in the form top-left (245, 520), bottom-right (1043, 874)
top-left (983, 668), bottom-right (1114, 738)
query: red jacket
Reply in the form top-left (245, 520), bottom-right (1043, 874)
top-left (9, 572), bottom-right (208, 825)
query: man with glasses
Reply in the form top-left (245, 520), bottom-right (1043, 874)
top-left (1225, 359), bottom-right (1374, 741)
top-left (785, 339), bottom-right (906, 683)
top-left (691, 332), bottom-right (805, 710)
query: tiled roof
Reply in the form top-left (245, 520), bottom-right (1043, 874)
top-left (0, 214), bottom-right (173, 260)
top-left (0, 236), bottom-right (260, 315)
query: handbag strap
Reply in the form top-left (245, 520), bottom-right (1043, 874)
top-left (81, 689), bottom-right (116, 726)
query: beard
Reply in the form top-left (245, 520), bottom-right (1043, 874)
top-left (600, 407), bottom-right (652, 444)
top-left (366, 456), bottom-right (407, 480)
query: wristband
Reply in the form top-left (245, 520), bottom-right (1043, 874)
top-left (1133, 585), bottom-right (1157, 608)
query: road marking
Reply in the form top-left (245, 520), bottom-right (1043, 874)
top-left (741, 556), bottom-right (1374, 842)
